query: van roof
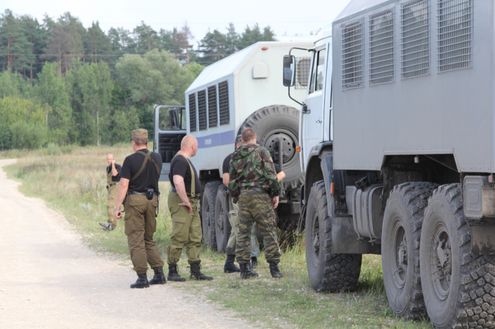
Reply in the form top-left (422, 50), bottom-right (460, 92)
top-left (186, 41), bottom-right (310, 93)
top-left (335, 0), bottom-right (392, 23)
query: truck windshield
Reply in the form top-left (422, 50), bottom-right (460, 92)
top-left (158, 108), bottom-right (185, 131)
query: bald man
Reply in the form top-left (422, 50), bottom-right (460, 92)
top-left (167, 135), bottom-right (213, 281)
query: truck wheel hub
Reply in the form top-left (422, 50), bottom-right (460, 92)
top-left (264, 131), bottom-right (297, 164)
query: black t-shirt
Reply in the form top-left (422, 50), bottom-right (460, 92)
top-left (222, 153), bottom-right (232, 175)
top-left (169, 155), bottom-right (201, 195)
top-left (106, 163), bottom-right (122, 182)
top-left (121, 149), bottom-right (162, 193)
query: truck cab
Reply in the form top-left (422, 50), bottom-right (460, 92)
top-left (299, 33), bottom-right (332, 174)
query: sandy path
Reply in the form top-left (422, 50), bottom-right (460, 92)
top-left (0, 159), bottom-right (260, 329)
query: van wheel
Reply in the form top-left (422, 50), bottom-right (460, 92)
top-left (214, 185), bottom-right (231, 252)
top-left (305, 180), bottom-right (361, 292)
top-left (201, 181), bottom-right (220, 250)
top-left (420, 184), bottom-right (495, 328)
top-left (382, 182), bottom-right (436, 320)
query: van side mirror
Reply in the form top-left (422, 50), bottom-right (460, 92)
top-left (283, 55), bottom-right (296, 87)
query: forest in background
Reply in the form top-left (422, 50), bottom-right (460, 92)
top-left (0, 9), bottom-right (275, 149)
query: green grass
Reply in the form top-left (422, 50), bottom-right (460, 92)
top-left (4, 146), bottom-right (432, 329)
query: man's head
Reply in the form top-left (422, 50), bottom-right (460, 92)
top-left (106, 153), bottom-right (114, 165)
top-left (241, 128), bottom-right (257, 145)
top-left (131, 129), bottom-right (148, 150)
top-left (180, 135), bottom-right (198, 157)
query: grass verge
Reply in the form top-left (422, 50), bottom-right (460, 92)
top-left (4, 146), bottom-right (432, 329)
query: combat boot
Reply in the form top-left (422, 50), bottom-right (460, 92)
top-left (190, 261), bottom-right (213, 280)
top-left (239, 263), bottom-right (258, 279)
top-left (167, 264), bottom-right (186, 282)
top-left (149, 266), bottom-right (166, 285)
top-left (130, 273), bottom-right (150, 289)
top-left (224, 254), bottom-right (240, 273)
top-left (269, 262), bottom-right (283, 279)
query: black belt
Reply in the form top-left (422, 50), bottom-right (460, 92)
top-left (128, 191), bottom-right (159, 196)
top-left (170, 187), bottom-right (200, 199)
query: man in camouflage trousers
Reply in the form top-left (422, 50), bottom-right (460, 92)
top-left (228, 128), bottom-right (283, 279)
top-left (222, 136), bottom-right (260, 273)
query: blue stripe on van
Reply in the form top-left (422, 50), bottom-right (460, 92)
top-left (197, 130), bottom-right (236, 148)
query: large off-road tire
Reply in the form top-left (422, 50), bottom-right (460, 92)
top-left (305, 180), bottom-right (362, 292)
top-left (382, 182), bottom-right (437, 320)
top-left (421, 184), bottom-right (495, 329)
top-left (239, 105), bottom-right (302, 187)
top-left (201, 181), bottom-right (220, 250)
top-left (214, 184), bottom-right (231, 252)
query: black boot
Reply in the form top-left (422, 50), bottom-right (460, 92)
top-left (224, 255), bottom-right (240, 273)
top-left (190, 261), bottom-right (213, 280)
top-left (240, 263), bottom-right (258, 279)
top-left (167, 264), bottom-right (186, 282)
top-left (130, 273), bottom-right (149, 288)
top-left (269, 262), bottom-right (283, 278)
top-left (149, 266), bottom-right (166, 285)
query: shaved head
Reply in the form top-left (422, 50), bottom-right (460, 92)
top-left (180, 135), bottom-right (198, 156)
top-left (106, 153), bottom-right (114, 165)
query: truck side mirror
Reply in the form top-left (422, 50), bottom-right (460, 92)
top-left (283, 55), bottom-right (296, 87)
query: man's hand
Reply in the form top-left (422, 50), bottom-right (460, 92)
top-left (272, 196), bottom-right (279, 209)
top-left (179, 201), bottom-right (193, 214)
top-left (276, 171), bottom-right (286, 182)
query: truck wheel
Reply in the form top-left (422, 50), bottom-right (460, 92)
top-left (214, 184), bottom-right (231, 252)
top-left (201, 181), bottom-right (220, 250)
top-left (420, 184), bottom-right (495, 329)
top-left (305, 180), bottom-right (361, 292)
top-left (240, 105), bottom-right (302, 187)
top-left (382, 182), bottom-right (436, 320)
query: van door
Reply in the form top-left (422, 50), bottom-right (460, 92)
top-left (153, 105), bottom-right (187, 180)
top-left (300, 46), bottom-right (327, 172)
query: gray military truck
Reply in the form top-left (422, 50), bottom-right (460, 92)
top-left (155, 41), bottom-right (311, 251)
top-left (284, 0), bottom-right (495, 327)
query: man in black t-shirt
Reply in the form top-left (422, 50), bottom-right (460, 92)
top-left (167, 135), bottom-right (213, 281)
top-left (99, 153), bottom-right (122, 231)
top-left (113, 129), bottom-right (165, 289)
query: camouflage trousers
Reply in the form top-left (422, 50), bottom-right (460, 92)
top-left (167, 192), bottom-right (202, 265)
top-left (226, 201), bottom-right (260, 257)
top-left (107, 184), bottom-right (119, 226)
top-left (236, 190), bottom-right (281, 264)
top-left (124, 194), bottom-right (164, 274)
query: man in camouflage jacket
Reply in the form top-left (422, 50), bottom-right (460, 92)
top-left (228, 128), bottom-right (283, 279)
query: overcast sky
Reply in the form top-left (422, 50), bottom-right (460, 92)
top-left (1, 0), bottom-right (351, 43)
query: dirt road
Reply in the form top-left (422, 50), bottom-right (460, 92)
top-left (0, 159), bottom-right (260, 329)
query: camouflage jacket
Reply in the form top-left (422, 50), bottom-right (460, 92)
top-left (228, 144), bottom-right (281, 198)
